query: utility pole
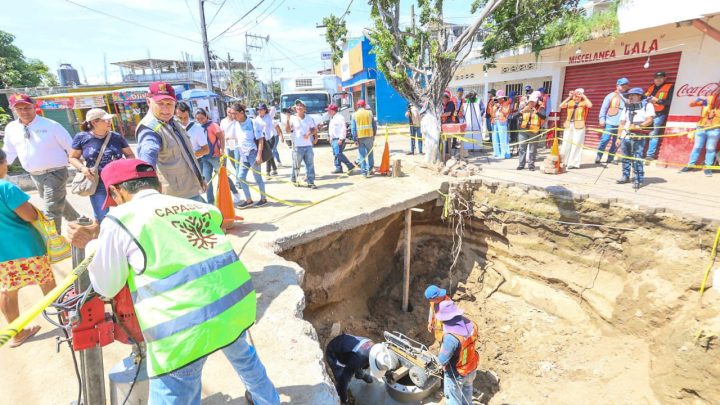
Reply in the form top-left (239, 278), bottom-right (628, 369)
top-left (198, 0), bottom-right (213, 91)
top-left (244, 33), bottom-right (268, 103)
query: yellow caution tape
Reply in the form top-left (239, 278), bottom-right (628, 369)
top-left (0, 254), bottom-right (94, 348)
top-left (699, 227), bottom-right (720, 296)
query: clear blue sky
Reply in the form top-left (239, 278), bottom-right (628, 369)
top-left (0, 0), bottom-right (475, 85)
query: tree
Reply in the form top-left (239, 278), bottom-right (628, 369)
top-left (323, 0), bottom-right (617, 117)
top-left (227, 70), bottom-right (261, 104)
top-left (0, 30), bottom-right (58, 88)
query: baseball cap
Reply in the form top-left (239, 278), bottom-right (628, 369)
top-left (326, 104), bottom-right (338, 112)
top-left (356, 99), bottom-right (366, 108)
top-left (85, 108), bottom-right (114, 122)
top-left (654, 71), bottom-right (667, 78)
top-left (148, 81), bottom-right (176, 102)
top-left (627, 87), bottom-right (646, 97)
top-left (424, 285), bottom-right (447, 300)
top-left (488, 89), bottom-right (496, 96)
top-left (294, 99), bottom-right (306, 106)
top-left (616, 77), bottom-right (630, 86)
top-left (443, 90), bottom-right (451, 98)
top-left (9, 94), bottom-right (33, 108)
top-left (457, 87), bottom-right (464, 92)
top-left (101, 159), bottom-right (158, 209)
top-left (257, 103), bottom-right (268, 111)
top-left (524, 85), bottom-right (533, 92)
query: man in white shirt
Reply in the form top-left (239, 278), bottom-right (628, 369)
top-left (254, 103), bottom-right (282, 176)
top-left (616, 87), bottom-right (655, 189)
top-left (2, 94), bottom-right (79, 230)
top-left (327, 104), bottom-right (355, 174)
top-left (284, 100), bottom-right (318, 188)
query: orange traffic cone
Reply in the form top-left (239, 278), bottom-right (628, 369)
top-left (377, 135), bottom-right (391, 175)
top-left (550, 133), bottom-right (564, 174)
top-left (215, 166), bottom-right (243, 228)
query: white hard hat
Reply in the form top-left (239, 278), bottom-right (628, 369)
top-left (369, 343), bottom-right (397, 379)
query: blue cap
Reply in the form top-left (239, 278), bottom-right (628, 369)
top-left (627, 87), bottom-right (645, 97)
top-left (524, 85), bottom-right (533, 91)
top-left (538, 87), bottom-right (545, 93)
top-left (257, 103), bottom-right (268, 111)
top-left (616, 77), bottom-right (629, 85)
top-left (457, 87), bottom-right (464, 92)
top-left (425, 285), bottom-right (447, 300)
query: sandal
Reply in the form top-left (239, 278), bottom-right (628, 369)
top-left (10, 325), bottom-right (41, 348)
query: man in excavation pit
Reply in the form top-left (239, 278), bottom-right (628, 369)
top-left (425, 284), bottom-right (452, 346)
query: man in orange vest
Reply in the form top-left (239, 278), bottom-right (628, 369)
top-left (680, 89), bottom-right (720, 177)
top-left (514, 95), bottom-right (546, 171)
top-left (597, 78), bottom-right (630, 164)
top-left (425, 284), bottom-right (451, 344)
top-left (644, 72), bottom-right (674, 160)
top-left (436, 300), bottom-right (479, 405)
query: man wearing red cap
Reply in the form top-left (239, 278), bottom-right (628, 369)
top-left (2, 94), bottom-right (79, 230)
top-left (350, 100), bottom-right (377, 177)
top-left (135, 82), bottom-right (205, 201)
top-left (80, 158), bottom-right (280, 404)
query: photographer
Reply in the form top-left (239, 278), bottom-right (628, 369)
top-left (616, 88), bottom-right (655, 189)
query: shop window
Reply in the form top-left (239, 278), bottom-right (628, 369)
top-left (505, 83), bottom-right (523, 96)
top-left (542, 80), bottom-right (552, 94)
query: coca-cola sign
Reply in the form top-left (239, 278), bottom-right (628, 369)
top-left (677, 82), bottom-right (720, 98)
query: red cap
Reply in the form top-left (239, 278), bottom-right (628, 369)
top-left (148, 81), bottom-right (176, 102)
top-left (101, 159), bottom-right (158, 209)
top-left (9, 94), bottom-right (34, 108)
top-left (326, 104), bottom-right (338, 112)
top-left (356, 99), bottom-right (366, 108)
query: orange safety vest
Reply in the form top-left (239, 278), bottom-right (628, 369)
top-left (521, 111), bottom-right (543, 133)
top-left (645, 82), bottom-right (673, 113)
top-left (564, 100), bottom-right (588, 129)
top-left (487, 103), bottom-right (497, 124)
top-left (495, 102), bottom-right (510, 123)
top-left (607, 93), bottom-right (622, 117)
top-left (429, 296), bottom-right (450, 343)
top-left (446, 320), bottom-right (480, 377)
top-left (693, 94), bottom-right (720, 128)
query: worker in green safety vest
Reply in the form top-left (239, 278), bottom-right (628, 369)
top-left (80, 158), bottom-right (279, 405)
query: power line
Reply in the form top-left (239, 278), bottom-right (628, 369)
top-left (208, 0), bottom-right (228, 25)
top-left (224, 0), bottom-right (286, 37)
top-left (210, 0), bottom-right (266, 42)
top-left (185, 0), bottom-right (200, 32)
top-left (63, 0), bottom-right (201, 44)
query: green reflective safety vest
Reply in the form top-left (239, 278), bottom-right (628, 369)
top-left (108, 193), bottom-right (256, 377)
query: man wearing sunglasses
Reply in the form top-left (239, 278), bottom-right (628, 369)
top-left (2, 94), bottom-right (79, 231)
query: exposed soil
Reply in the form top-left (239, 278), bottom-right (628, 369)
top-left (280, 182), bottom-right (720, 404)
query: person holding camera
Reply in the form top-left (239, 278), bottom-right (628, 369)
top-left (616, 88), bottom-right (655, 189)
top-left (559, 89), bottom-right (592, 169)
top-left (285, 99), bottom-right (318, 188)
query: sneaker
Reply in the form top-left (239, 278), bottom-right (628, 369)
top-left (237, 201), bottom-right (253, 209)
top-left (516, 166), bottom-right (524, 170)
top-left (594, 158), bottom-right (601, 164)
top-left (634, 181), bottom-right (643, 190)
top-left (331, 169), bottom-right (343, 174)
top-left (704, 169), bottom-right (713, 177)
top-left (616, 176), bottom-right (630, 184)
top-left (678, 167), bottom-right (690, 173)
top-left (254, 199), bottom-right (268, 207)
top-left (406, 151), bottom-right (415, 155)
top-left (271, 170), bottom-right (278, 176)
top-left (308, 183), bottom-right (318, 189)
top-left (528, 166), bottom-right (536, 171)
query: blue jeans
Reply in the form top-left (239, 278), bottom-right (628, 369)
top-left (444, 369), bottom-right (476, 405)
top-left (645, 114), bottom-right (667, 158)
top-left (237, 149), bottom-right (266, 201)
top-left (331, 139), bottom-right (354, 172)
top-left (410, 125), bottom-right (423, 153)
top-left (89, 179), bottom-right (108, 222)
top-left (596, 125), bottom-right (619, 162)
top-left (148, 332), bottom-right (279, 405)
top-left (292, 146), bottom-right (316, 184)
top-left (357, 137), bottom-right (374, 174)
top-left (492, 122), bottom-right (509, 158)
top-left (688, 128), bottom-right (720, 167)
top-left (621, 137), bottom-right (645, 183)
top-left (200, 155), bottom-right (238, 204)
top-left (271, 134), bottom-right (281, 165)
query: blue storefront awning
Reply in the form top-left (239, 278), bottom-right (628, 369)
top-left (341, 69), bottom-right (377, 89)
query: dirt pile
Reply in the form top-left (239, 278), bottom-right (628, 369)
top-left (280, 182), bottom-right (720, 404)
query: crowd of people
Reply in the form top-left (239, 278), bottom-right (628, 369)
top-left (403, 72), bottom-right (718, 185)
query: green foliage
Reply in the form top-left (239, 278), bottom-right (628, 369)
top-left (228, 70), bottom-right (261, 104)
top-left (0, 30), bottom-right (58, 88)
top-left (541, 1), bottom-right (619, 48)
top-left (323, 15), bottom-right (349, 65)
top-left (0, 107), bottom-right (11, 130)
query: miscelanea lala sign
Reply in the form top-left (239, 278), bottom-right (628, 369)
top-left (568, 38), bottom-right (660, 64)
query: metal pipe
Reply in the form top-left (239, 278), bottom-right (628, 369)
top-left (73, 216), bottom-right (106, 405)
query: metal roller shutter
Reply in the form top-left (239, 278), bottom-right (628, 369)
top-left (560, 52), bottom-right (681, 147)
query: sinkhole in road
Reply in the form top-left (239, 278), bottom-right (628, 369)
top-left (279, 181), bottom-right (720, 405)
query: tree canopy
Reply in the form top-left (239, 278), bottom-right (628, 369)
top-left (0, 30), bottom-right (58, 88)
top-left (323, 0), bottom-right (618, 113)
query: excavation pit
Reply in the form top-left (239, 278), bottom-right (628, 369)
top-left (280, 181), bottom-right (720, 405)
